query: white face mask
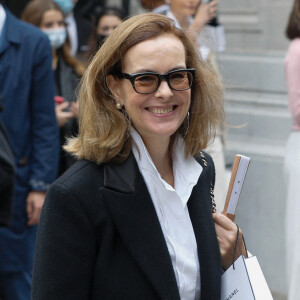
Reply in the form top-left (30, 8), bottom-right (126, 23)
top-left (43, 28), bottom-right (67, 49)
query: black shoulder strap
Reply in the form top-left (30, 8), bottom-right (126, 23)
top-left (196, 151), bottom-right (217, 213)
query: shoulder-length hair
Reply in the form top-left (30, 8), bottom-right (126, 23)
top-left (65, 13), bottom-right (224, 164)
top-left (286, 0), bottom-right (300, 40)
top-left (22, 0), bottom-right (85, 77)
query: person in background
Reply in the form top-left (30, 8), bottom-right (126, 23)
top-left (54, 0), bottom-right (93, 60)
top-left (87, 6), bottom-right (125, 62)
top-left (22, 0), bottom-right (85, 176)
top-left (165, 0), bottom-right (218, 60)
top-left (140, 0), bottom-right (169, 14)
top-left (284, 0), bottom-right (300, 298)
top-left (164, 0), bottom-right (226, 210)
top-left (31, 13), bottom-right (247, 299)
top-left (0, 2), bottom-right (59, 299)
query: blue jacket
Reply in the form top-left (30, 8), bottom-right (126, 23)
top-left (0, 8), bottom-right (59, 272)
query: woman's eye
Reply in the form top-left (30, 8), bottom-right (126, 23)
top-left (44, 22), bottom-right (54, 28)
top-left (136, 75), bottom-right (155, 82)
top-left (171, 72), bottom-right (186, 79)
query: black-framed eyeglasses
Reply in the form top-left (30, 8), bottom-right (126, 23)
top-left (116, 68), bottom-right (195, 94)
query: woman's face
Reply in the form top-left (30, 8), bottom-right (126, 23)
top-left (97, 15), bottom-right (123, 36)
top-left (40, 9), bottom-right (65, 30)
top-left (169, 0), bottom-right (200, 17)
top-left (108, 34), bottom-right (191, 143)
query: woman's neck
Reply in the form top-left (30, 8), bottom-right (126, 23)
top-left (142, 135), bottom-right (174, 187)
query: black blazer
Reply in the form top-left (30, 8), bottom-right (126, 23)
top-left (32, 152), bottom-right (221, 299)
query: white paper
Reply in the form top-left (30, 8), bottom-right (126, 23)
top-left (227, 155), bottom-right (250, 214)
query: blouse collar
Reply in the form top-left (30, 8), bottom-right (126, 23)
top-left (131, 128), bottom-right (202, 207)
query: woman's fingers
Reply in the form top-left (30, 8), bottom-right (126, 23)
top-left (213, 213), bottom-right (246, 270)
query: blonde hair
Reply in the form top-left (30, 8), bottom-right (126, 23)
top-left (65, 13), bottom-right (224, 164)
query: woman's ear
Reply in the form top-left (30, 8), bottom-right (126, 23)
top-left (106, 74), bottom-right (121, 102)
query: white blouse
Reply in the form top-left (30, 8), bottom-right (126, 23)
top-left (131, 129), bottom-right (203, 300)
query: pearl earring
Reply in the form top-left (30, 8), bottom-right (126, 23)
top-left (116, 102), bottom-right (122, 110)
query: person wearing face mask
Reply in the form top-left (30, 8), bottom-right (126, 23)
top-left (22, 0), bottom-right (85, 176)
top-left (86, 6), bottom-right (125, 62)
top-left (54, 0), bottom-right (93, 60)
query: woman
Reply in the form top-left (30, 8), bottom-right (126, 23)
top-left (22, 0), bottom-right (85, 176)
top-left (165, 0), bottom-right (218, 59)
top-left (87, 6), bottom-right (125, 61)
top-left (32, 13), bottom-right (246, 299)
top-left (284, 1), bottom-right (300, 298)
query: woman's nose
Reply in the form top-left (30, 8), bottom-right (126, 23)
top-left (154, 80), bottom-right (174, 99)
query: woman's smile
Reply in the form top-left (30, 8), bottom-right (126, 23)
top-left (146, 105), bottom-right (176, 115)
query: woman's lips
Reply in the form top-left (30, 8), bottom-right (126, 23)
top-left (146, 106), bottom-right (176, 114)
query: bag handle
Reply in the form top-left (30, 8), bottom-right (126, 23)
top-left (233, 224), bottom-right (248, 270)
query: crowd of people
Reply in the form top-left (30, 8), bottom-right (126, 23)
top-left (0, 0), bottom-right (298, 299)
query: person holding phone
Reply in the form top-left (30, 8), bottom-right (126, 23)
top-left (165, 0), bottom-right (218, 59)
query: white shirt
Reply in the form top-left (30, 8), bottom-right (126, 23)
top-left (65, 12), bottom-right (78, 57)
top-left (0, 5), bottom-right (6, 39)
top-left (131, 129), bottom-right (202, 300)
top-left (152, 4), bottom-right (169, 14)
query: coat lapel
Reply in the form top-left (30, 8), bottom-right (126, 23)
top-left (188, 156), bottom-right (221, 299)
top-left (102, 153), bottom-right (180, 300)
top-left (0, 8), bottom-right (21, 55)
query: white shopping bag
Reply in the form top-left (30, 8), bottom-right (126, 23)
top-left (221, 255), bottom-right (273, 300)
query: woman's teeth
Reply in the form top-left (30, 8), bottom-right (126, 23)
top-left (147, 106), bottom-right (174, 114)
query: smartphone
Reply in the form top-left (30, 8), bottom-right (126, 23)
top-left (54, 96), bottom-right (65, 104)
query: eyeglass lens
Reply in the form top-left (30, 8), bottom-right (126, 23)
top-left (134, 71), bottom-right (193, 94)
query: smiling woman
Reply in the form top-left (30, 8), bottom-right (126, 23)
top-left (32, 13), bottom-right (247, 300)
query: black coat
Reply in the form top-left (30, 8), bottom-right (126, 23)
top-left (32, 151), bottom-right (221, 299)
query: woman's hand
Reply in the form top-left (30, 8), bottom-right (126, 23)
top-left (55, 102), bottom-right (75, 127)
top-left (213, 213), bottom-right (247, 270)
top-left (70, 101), bottom-right (79, 118)
top-left (189, 0), bottom-right (218, 38)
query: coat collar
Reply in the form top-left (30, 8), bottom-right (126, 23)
top-left (103, 152), bottom-right (180, 299)
top-left (189, 155), bottom-right (221, 299)
top-left (102, 151), bottom-right (221, 299)
top-left (0, 7), bottom-right (23, 55)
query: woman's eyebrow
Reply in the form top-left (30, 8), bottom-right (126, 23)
top-left (131, 66), bottom-right (187, 74)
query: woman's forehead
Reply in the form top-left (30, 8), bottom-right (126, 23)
top-left (121, 35), bottom-right (187, 73)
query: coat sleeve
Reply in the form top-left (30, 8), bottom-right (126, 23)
top-left (29, 33), bottom-right (59, 191)
top-left (32, 182), bottom-right (97, 299)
